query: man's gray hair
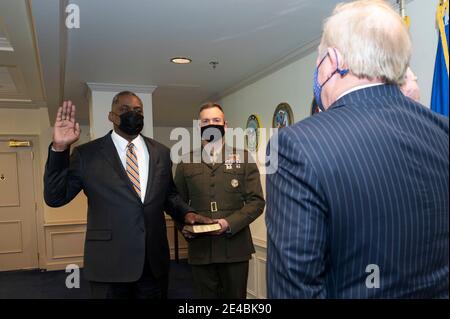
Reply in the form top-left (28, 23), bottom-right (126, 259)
top-left (319, 0), bottom-right (411, 85)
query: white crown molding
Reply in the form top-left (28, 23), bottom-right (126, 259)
top-left (213, 37), bottom-right (320, 101)
top-left (86, 82), bottom-right (157, 94)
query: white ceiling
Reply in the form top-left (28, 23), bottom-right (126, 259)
top-left (1, 0), bottom-right (404, 127)
top-left (34, 0), bottom-right (341, 127)
top-left (0, 1), bottom-right (46, 109)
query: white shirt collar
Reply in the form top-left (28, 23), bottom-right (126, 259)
top-left (111, 130), bottom-right (144, 152)
top-left (336, 83), bottom-right (384, 101)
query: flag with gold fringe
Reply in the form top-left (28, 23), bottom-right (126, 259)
top-left (431, 0), bottom-right (449, 116)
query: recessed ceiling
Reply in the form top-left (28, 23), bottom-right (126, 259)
top-left (0, 18), bottom-right (14, 52)
top-left (0, 2), bottom-right (45, 109)
top-left (12, 0), bottom-right (405, 126)
top-left (0, 67), bottom-right (17, 94)
top-left (30, 0), bottom-right (339, 126)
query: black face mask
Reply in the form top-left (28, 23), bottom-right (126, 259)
top-left (115, 111), bottom-right (144, 136)
top-left (201, 124), bottom-right (225, 142)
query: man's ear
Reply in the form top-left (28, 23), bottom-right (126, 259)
top-left (224, 121), bottom-right (228, 129)
top-left (330, 48), bottom-right (348, 73)
top-left (327, 47), bottom-right (339, 69)
top-left (108, 111), bottom-right (116, 124)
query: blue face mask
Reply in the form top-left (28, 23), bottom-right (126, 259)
top-left (313, 49), bottom-right (349, 111)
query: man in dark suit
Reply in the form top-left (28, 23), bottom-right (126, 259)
top-left (266, 1), bottom-right (449, 298)
top-left (44, 91), bottom-right (212, 299)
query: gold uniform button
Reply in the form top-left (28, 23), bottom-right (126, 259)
top-left (231, 179), bottom-right (239, 188)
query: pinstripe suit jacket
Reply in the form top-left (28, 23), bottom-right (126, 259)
top-left (266, 84), bottom-right (449, 298)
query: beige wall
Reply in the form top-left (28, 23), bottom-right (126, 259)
top-left (219, 51), bottom-right (317, 243)
top-left (218, 53), bottom-right (317, 298)
top-left (154, 126), bottom-right (188, 148)
top-left (0, 107), bottom-right (89, 269)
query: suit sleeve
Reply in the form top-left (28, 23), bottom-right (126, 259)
top-left (225, 161), bottom-right (266, 236)
top-left (265, 129), bottom-right (329, 298)
top-left (172, 163), bottom-right (189, 232)
top-left (164, 159), bottom-right (193, 224)
top-left (174, 163), bottom-right (188, 203)
top-left (43, 144), bottom-right (83, 207)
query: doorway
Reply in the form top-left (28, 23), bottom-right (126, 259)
top-left (0, 137), bottom-right (39, 271)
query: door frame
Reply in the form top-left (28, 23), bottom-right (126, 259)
top-left (0, 134), bottom-right (47, 270)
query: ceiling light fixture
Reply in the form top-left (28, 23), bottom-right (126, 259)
top-left (170, 57), bottom-right (192, 64)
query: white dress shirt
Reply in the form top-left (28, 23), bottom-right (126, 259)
top-left (111, 130), bottom-right (149, 202)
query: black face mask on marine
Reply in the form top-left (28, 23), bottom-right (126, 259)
top-left (201, 124), bottom-right (225, 142)
top-left (114, 111), bottom-right (144, 135)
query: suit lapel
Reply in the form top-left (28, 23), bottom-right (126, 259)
top-left (143, 137), bottom-right (158, 204)
top-left (99, 132), bottom-right (141, 202)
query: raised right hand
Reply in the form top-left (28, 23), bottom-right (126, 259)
top-left (52, 100), bottom-right (80, 151)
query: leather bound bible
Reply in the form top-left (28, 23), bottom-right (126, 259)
top-left (184, 223), bottom-right (221, 233)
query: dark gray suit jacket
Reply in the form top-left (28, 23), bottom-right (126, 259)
top-left (44, 131), bottom-right (191, 282)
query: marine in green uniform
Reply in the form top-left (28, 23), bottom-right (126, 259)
top-left (174, 103), bottom-right (265, 299)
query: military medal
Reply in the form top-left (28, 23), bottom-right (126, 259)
top-left (235, 154), bottom-right (241, 168)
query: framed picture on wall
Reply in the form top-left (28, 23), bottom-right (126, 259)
top-left (272, 103), bottom-right (294, 129)
top-left (245, 114), bottom-right (261, 152)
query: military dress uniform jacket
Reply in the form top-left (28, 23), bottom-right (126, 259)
top-left (174, 147), bottom-right (265, 265)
